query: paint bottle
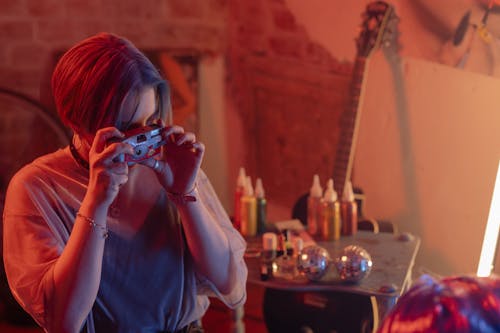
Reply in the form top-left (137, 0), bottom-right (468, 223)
top-left (262, 232), bottom-right (278, 264)
top-left (233, 167), bottom-right (246, 231)
top-left (283, 229), bottom-right (294, 256)
top-left (292, 237), bottom-right (304, 258)
top-left (307, 174), bottom-right (323, 237)
top-left (341, 180), bottom-right (358, 236)
top-left (240, 176), bottom-right (257, 237)
top-left (320, 179), bottom-right (341, 241)
top-left (272, 231), bottom-right (298, 280)
top-left (261, 232), bottom-right (277, 281)
top-left (255, 178), bottom-right (267, 235)
top-left (275, 232), bottom-right (284, 257)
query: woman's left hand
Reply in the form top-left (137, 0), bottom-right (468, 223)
top-left (145, 125), bottom-right (204, 194)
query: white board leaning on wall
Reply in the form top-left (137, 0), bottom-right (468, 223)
top-left (353, 51), bottom-right (500, 276)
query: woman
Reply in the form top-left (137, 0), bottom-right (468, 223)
top-left (2, 32), bottom-right (247, 333)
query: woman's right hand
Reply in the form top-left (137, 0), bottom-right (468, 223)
top-left (86, 127), bottom-right (134, 208)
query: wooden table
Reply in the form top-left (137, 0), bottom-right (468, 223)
top-left (242, 231), bottom-right (421, 332)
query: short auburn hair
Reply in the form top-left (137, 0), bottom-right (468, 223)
top-left (51, 32), bottom-right (170, 139)
top-left (377, 275), bottom-right (500, 333)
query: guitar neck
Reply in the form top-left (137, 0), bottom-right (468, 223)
top-left (332, 0), bottom-right (397, 198)
top-left (333, 56), bottom-right (368, 197)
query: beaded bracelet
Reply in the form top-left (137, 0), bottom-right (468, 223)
top-left (166, 185), bottom-right (198, 205)
top-left (76, 212), bottom-right (109, 239)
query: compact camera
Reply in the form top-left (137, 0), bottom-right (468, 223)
top-left (112, 124), bottom-right (166, 165)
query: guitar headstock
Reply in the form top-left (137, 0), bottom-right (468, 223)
top-left (356, 1), bottom-right (399, 58)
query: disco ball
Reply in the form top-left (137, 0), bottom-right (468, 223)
top-left (297, 245), bottom-right (331, 281)
top-left (334, 245), bottom-right (373, 283)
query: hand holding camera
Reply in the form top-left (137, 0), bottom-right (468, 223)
top-left (111, 124), bottom-right (204, 198)
top-left (151, 125), bottom-right (205, 199)
top-left (87, 127), bottom-right (135, 208)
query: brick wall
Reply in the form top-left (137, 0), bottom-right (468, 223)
top-left (0, 0), bottom-right (228, 101)
top-left (227, 0), bottom-right (353, 215)
top-left (0, 0), bottom-right (353, 219)
top-left (0, 0), bottom-right (228, 207)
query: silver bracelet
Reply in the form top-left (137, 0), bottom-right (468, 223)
top-left (76, 212), bottom-right (109, 239)
top-left (166, 185), bottom-right (197, 205)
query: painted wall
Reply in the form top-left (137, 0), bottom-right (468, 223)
top-left (285, 0), bottom-right (500, 276)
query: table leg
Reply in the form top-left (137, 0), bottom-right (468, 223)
top-left (371, 296), bottom-right (397, 332)
top-left (231, 305), bottom-right (245, 333)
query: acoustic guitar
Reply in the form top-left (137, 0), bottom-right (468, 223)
top-left (332, 1), bottom-right (398, 201)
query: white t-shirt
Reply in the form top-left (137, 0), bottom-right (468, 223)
top-left (3, 147), bottom-right (247, 332)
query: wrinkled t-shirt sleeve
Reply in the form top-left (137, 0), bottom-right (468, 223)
top-left (194, 170), bottom-right (248, 309)
top-left (3, 166), bottom-right (66, 330)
